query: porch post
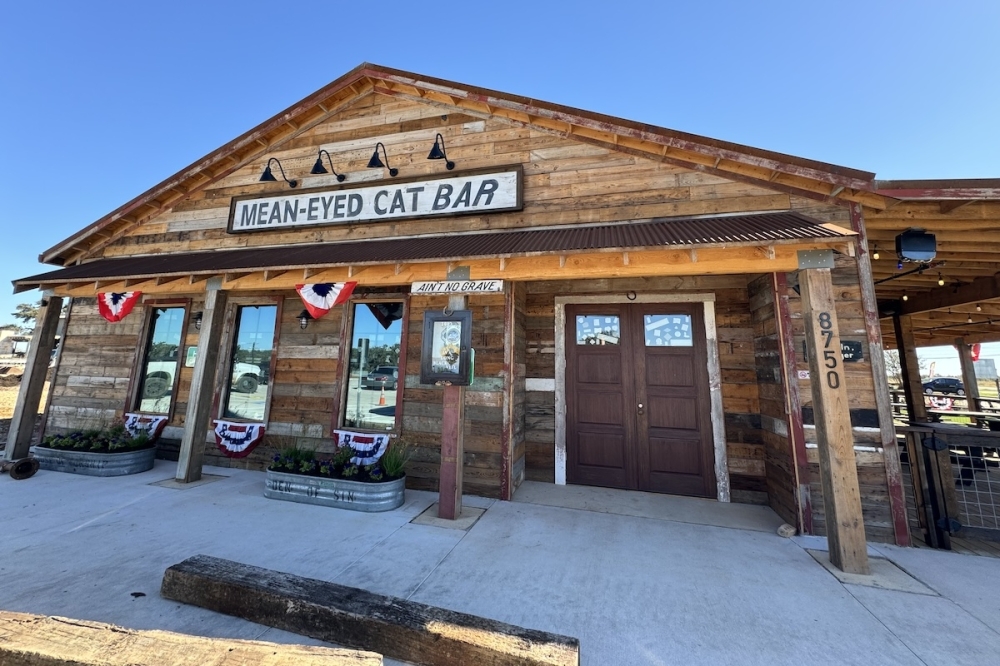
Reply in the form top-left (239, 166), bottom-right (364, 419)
top-left (955, 337), bottom-right (980, 413)
top-left (892, 314), bottom-right (928, 422)
top-left (800, 267), bottom-right (870, 575)
top-left (176, 285), bottom-right (227, 483)
top-left (438, 293), bottom-right (466, 519)
top-left (3, 296), bottom-right (62, 461)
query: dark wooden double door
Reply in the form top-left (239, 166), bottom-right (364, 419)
top-left (566, 303), bottom-right (716, 498)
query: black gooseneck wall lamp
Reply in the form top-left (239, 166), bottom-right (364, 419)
top-left (259, 157), bottom-right (298, 188)
top-left (427, 133), bottom-right (455, 170)
top-left (310, 149), bottom-right (346, 182)
top-left (366, 142), bottom-right (398, 177)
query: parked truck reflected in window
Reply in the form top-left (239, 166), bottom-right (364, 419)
top-left (223, 305), bottom-right (276, 421)
top-left (137, 307), bottom-right (186, 414)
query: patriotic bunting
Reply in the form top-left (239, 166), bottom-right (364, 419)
top-left (335, 429), bottom-right (391, 466)
top-left (97, 292), bottom-right (141, 322)
top-left (295, 282), bottom-right (357, 320)
top-left (123, 413), bottom-right (168, 441)
top-left (213, 420), bottom-right (267, 458)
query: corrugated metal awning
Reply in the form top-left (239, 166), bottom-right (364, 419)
top-left (15, 212), bottom-right (850, 291)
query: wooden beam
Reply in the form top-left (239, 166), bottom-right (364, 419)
top-left (0, 611), bottom-right (378, 665)
top-left (939, 200), bottom-right (972, 214)
top-left (849, 203), bottom-right (910, 546)
top-left (898, 273), bottom-right (1000, 316)
top-left (893, 314), bottom-right (927, 423)
top-left (439, 292), bottom-right (467, 521)
top-left (176, 288), bottom-right (227, 483)
top-left (3, 297), bottom-right (62, 461)
top-left (800, 268), bottom-right (870, 575)
top-left (161, 555), bottom-right (580, 666)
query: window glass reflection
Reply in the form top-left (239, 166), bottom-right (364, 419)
top-left (344, 302), bottom-right (403, 430)
top-left (576, 315), bottom-right (620, 345)
top-left (137, 307), bottom-right (185, 414)
top-left (223, 305), bottom-right (276, 421)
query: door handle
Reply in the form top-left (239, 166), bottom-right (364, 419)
top-left (637, 403), bottom-right (644, 415)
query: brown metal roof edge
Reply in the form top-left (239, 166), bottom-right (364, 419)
top-left (874, 178), bottom-right (1000, 199)
top-left (16, 213), bottom-right (853, 291)
top-left (40, 63), bottom-right (878, 268)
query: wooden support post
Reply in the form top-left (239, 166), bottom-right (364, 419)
top-left (893, 314), bottom-right (928, 422)
top-left (176, 287), bottom-right (228, 483)
top-left (956, 337), bottom-right (980, 414)
top-left (438, 293), bottom-right (466, 520)
top-left (849, 203), bottom-right (910, 546)
top-left (4, 296), bottom-right (62, 462)
top-left (773, 273), bottom-right (812, 534)
top-left (800, 268), bottom-right (870, 575)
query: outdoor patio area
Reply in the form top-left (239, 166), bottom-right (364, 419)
top-left (2, 462), bottom-right (999, 665)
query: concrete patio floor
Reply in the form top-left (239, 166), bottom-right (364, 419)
top-left (2, 461), bottom-right (999, 665)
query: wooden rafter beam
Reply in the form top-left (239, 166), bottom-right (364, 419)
top-left (895, 273), bottom-right (1000, 316)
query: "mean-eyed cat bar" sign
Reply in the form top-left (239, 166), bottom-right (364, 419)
top-left (228, 166), bottom-right (522, 233)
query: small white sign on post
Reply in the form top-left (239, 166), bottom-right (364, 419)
top-left (411, 280), bottom-right (504, 294)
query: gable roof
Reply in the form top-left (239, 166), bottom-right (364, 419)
top-left (43, 63), bottom-right (885, 268)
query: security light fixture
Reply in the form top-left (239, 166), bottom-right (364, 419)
top-left (427, 133), bottom-right (455, 170)
top-left (192, 312), bottom-right (203, 331)
top-left (297, 309), bottom-right (314, 330)
top-left (259, 157), bottom-right (298, 188)
top-left (310, 149), bottom-right (346, 182)
top-left (366, 142), bottom-right (398, 177)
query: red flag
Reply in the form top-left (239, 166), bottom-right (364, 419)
top-left (295, 282), bottom-right (357, 320)
top-left (972, 343), bottom-right (982, 362)
top-left (97, 292), bottom-right (141, 322)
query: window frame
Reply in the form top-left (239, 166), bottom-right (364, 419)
top-left (127, 298), bottom-right (191, 420)
top-left (214, 296), bottom-right (283, 424)
top-left (337, 295), bottom-right (409, 434)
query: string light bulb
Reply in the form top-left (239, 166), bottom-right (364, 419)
top-left (872, 245), bottom-right (880, 260)
top-left (977, 304), bottom-right (983, 312)
top-left (902, 292), bottom-right (909, 302)
top-left (967, 314), bottom-right (973, 324)
top-left (937, 273), bottom-right (945, 286)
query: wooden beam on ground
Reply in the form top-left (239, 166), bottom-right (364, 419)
top-left (800, 267), bottom-right (870, 575)
top-left (898, 273), bottom-right (1000, 316)
top-left (439, 292), bottom-right (467, 520)
top-left (175, 286), bottom-right (227, 483)
top-left (0, 610), bottom-right (379, 665)
top-left (161, 555), bottom-right (580, 666)
top-left (4, 296), bottom-right (62, 462)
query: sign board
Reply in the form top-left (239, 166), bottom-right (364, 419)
top-left (802, 339), bottom-right (864, 364)
top-left (411, 280), bottom-right (503, 295)
top-left (229, 166), bottom-right (522, 233)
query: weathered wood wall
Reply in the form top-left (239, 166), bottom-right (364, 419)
top-left (45, 298), bottom-right (138, 433)
top-left (748, 275), bottom-right (796, 521)
top-left (510, 283), bottom-right (527, 492)
top-left (403, 292), bottom-right (506, 498)
top-left (102, 94), bottom-right (814, 261)
top-left (785, 255), bottom-right (895, 542)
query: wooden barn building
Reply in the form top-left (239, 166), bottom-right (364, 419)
top-left (20, 64), bottom-right (998, 571)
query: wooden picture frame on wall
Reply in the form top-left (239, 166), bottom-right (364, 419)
top-left (420, 310), bottom-right (473, 386)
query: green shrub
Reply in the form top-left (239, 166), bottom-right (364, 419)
top-left (379, 438), bottom-right (411, 479)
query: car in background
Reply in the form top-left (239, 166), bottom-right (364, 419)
top-left (922, 377), bottom-right (965, 396)
top-left (361, 365), bottom-right (398, 390)
top-left (143, 360), bottom-right (262, 399)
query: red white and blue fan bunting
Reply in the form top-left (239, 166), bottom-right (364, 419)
top-left (213, 420), bottom-right (267, 458)
top-left (123, 413), bottom-right (168, 441)
top-left (335, 429), bottom-right (390, 466)
top-left (97, 292), bottom-right (141, 323)
top-left (295, 282), bottom-right (357, 320)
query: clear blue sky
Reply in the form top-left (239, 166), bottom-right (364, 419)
top-left (2, 1), bottom-right (998, 367)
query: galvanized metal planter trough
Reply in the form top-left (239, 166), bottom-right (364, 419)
top-left (264, 469), bottom-right (405, 512)
top-left (30, 445), bottom-right (156, 477)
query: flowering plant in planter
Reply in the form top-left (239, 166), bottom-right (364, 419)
top-left (268, 437), bottom-right (410, 483)
top-left (40, 422), bottom-right (153, 454)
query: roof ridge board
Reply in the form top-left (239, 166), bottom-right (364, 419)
top-left (362, 64), bottom-right (876, 187)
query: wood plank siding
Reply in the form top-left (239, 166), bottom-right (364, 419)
top-left (37, 90), bottom-right (894, 541)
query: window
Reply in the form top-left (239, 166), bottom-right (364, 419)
top-left (135, 307), bottom-right (186, 414)
top-left (576, 315), bottom-right (620, 345)
top-left (222, 304), bottom-right (277, 422)
top-left (343, 301), bottom-right (404, 431)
